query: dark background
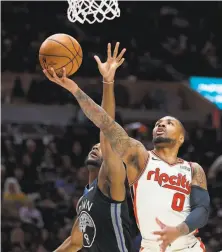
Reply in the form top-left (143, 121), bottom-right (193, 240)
top-left (1, 2), bottom-right (222, 252)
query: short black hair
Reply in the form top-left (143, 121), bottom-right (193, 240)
top-left (157, 116), bottom-right (186, 137)
top-left (169, 116), bottom-right (186, 137)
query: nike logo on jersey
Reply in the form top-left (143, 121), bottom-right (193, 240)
top-left (147, 168), bottom-right (191, 195)
top-left (180, 165), bottom-right (191, 172)
top-left (152, 157), bottom-right (160, 161)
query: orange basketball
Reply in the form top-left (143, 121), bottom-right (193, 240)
top-left (39, 33), bottom-right (83, 77)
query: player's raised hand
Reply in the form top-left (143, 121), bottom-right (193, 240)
top-left (94, 42), bottom-right (126, 83)
top-left (153, 218), bottom-right (181, 252)
top-left (43, 67), bottom-right (78, 93)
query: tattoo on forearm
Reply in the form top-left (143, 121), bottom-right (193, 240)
top-left (192, 164), bottom-right (207, 190)
top-left (74, 89), bottom-right (130, 157)
top-left (176, 222), bottom-right (189, 236)
top-left (75, 89), bottom-right (112, 129)
top-left (103, 122), bottom-right (130, 157)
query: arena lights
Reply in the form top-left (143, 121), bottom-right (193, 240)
top-left (189, 76), bottom-right (222, 109)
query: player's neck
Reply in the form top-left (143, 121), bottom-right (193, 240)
top-left (153, 147), bottom-right (179, 164)
top-left (88, 170), bottom-right (99, 185)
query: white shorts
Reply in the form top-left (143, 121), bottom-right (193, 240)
top-left (140, 239), bottom-right (205, 252)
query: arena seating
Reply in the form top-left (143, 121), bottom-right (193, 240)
top-left (1, 2), bottom-right (222, 252)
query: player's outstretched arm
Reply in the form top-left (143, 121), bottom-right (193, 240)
top-left (97, 42), bottom-right (127, 201)
top-left (43, 67), bottom-right (148, 172)
top-left (54, 218), bottom-right (83, 252)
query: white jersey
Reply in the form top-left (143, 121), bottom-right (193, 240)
top-left (130, 151), bottom-right (201, 251)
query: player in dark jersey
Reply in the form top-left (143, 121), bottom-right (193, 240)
top-left (54, 43), bottom-right (134, 252)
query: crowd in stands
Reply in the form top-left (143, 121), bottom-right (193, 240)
top-left (3, 75), bottom-right (190, 113)
top-left (1, 2), bottom-right (222, 252)
top-left (2, 2), bottom-right (222, 81)
top-left (1, 121), bottom-right (222, 252)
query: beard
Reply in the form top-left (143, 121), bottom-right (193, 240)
top-left (85, 158), bottom-right (102, 170)
top-left (152, 136), bottom-right (175, 145)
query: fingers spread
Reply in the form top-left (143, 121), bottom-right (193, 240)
top-left (156, 218), bottom-right (166, 229)
top-left (113, 42), bottom-right (120, 58)
top-left (50, 68), bottom-right (58, 79)
top-left (43, 69), bottom-right (54, 81)
top-left (94, 55), bottom-right (102, 65)
top-left (116, 48), bottom-right (126, 61)
top-left (117, 58), bottom-right (125, 67)
top-left (156, 234), bottom-right (167, 242)
top-left (107, 43), bottom-right (111, 60)
top-left (153, 230), bottom-right (164, 236)
top-left (62, 67), bottom-right (67, 80)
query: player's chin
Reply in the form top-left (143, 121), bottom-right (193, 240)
top-left (85, 157), bottom-right (102, 167)
top-left (152, 136), bottom-right (173, 145)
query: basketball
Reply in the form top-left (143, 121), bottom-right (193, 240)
top-left (39, 33), bottom-right (83, 77)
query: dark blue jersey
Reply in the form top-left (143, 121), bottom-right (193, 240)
top-left (76, 179), bottom-right (134, 252)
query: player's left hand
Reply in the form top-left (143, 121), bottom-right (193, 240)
top-left (94, 42), bottom-right (126, 83)
top-left (153, 218), bottom-right (181, 252)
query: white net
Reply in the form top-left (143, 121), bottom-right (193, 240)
top-left (67, 0), bottom-right (120, 24)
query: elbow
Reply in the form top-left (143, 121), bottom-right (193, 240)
top-left (203, 195), bottom-right (211, 226)
top-left (202, 207), bottom-right (210, 227)
top-left (198, 205), bottom-right (210, 229)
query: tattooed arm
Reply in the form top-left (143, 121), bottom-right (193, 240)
top-left (153, 163), bottom-right (209, 251)
top-left (176, 163), bottom-right (209, 236)
top-left (43, 68), bottom-right (148, 173)
top-left (191, 162), bottom-right (208, 190)
top-left (74, 88), bottom-right (147, 164)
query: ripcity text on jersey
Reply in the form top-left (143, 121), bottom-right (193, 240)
top-left (130, 151), bottom-right (205, 251)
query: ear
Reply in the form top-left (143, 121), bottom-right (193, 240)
top-left (179, 134), bottom-right (184, 146)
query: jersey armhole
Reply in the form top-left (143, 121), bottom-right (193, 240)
top-left (76, 195), bottom-right (84, 215)
top-left (96, 186), bottom-right (125, 203)
top-left (189, 162), bottom-right (194, 178)
top-left (128, 151), bottom-right (150, 187)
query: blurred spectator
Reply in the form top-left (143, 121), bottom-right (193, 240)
top-left (208, 155), bottom-right (222, 180)
top-left (3, 177), bottom-right (27, 204)
top-left (10, 227), bottom-right (26, 251)
top-left (1, 122), bottom-right (222, 251)
top-left (19, 199), bottom-right (44, 229)
top-left (2, 178), bottom-right (28, 218)
top-left (1, 2), bottom-right (222, 251)
top-left (1, 164), bottom-right (6, 186)
top-left (2, 2), bottom-right (222, 81)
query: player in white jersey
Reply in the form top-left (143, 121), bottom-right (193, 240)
top-left (131, 150), bottom-right (206, 252)
top-left (43, 44), bottom-right (210, 252)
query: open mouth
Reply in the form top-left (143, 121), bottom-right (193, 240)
top-left (90, 151), bottom-right (98, 158)
top-left (156, 129), bottom-right (165, 136)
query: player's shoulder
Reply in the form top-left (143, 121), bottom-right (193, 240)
top-left (189, 162), bottom-right (207, 190)
top-left (129, 137), bottom-right (147, 151)
top-left (189, 162), bottom-right (205, 175)
top-left (128, 137), bottom-right (148, 165)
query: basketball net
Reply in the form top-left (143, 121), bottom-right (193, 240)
top-left (67, 0), bottom-right (120, 24)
